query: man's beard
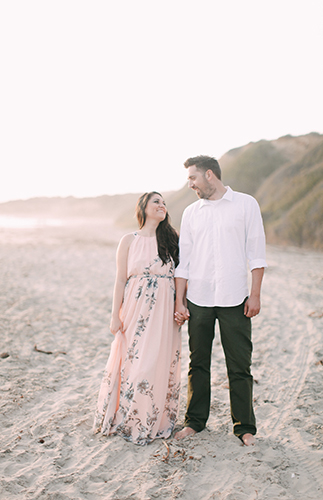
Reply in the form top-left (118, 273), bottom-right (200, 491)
top-left (194, 183), bottom-right (214, 199)
top-left (195, 188), bottom-right (207, 199)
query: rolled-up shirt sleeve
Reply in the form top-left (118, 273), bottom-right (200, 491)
top-left (175, 208), bottom-right (192, 280)
top-left (245, 197), bottom-right (268, 271)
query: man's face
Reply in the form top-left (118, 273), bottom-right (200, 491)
top-left (187, 165), bottom-right (213, 199)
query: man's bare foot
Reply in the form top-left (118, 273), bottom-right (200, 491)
top-left (174, 427), bottom-right (197, 440)
top-left (240, 433), bottom-right (256, 446)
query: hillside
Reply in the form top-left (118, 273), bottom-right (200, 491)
top-left (168, 132), bottom-right (323, 214)
top-left (1, 132), bottom-right (322, 250)
top-left (256, 137), bottom-right (323, 249)
top-left (161, 132), bottom-right (323, 250)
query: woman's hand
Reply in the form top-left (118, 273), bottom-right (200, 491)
top-left (174, 303), bottom-right (190, 326)
top-left (110, 316), bottom-right (124, 335)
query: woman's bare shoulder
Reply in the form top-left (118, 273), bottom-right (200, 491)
top-left (118, 232), bottom-right (136, 250)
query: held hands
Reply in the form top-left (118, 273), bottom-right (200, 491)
top-left (244, 295), bottom-right (261, 318)
top-left (174, 303), bottom-right (190, 326)
top-left (110, 315), bottom-right (124, 335)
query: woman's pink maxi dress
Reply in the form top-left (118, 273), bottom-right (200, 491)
top-left (93, 233), bottom-right (181, 445)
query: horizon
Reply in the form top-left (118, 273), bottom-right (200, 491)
top-left (1, 130), bottom-right (321, 204)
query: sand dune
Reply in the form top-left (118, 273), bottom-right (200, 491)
top-left (1, 222), bottom-right (323, 500)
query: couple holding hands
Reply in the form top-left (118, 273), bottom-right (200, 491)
top-left (93, 155), bottom-right (267, 447)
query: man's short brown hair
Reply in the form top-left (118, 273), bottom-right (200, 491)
top-left (184, 155), bottom-right (221, 180)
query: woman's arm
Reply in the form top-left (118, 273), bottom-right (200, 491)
top-left (174, 277), bottom-right (190, 325)
top-left (110, 233), bottom-right (134, 334)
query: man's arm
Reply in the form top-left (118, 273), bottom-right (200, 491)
top-left (244, 267), bottom-right (264, 318)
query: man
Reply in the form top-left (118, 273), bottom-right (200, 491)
top-left (174, 155), bottom-right (267, 446)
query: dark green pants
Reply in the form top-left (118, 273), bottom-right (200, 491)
top-left (184, 299), bottom-right (256, 438)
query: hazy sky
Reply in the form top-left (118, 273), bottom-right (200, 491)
top-left (1, 0), bottom-right (322, 202)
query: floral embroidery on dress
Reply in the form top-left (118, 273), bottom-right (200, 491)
top-left (114, 377), bottom-right (161, 445)
top-left (126, 314), bottom-right (149, 364)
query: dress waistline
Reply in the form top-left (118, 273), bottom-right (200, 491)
top-left (127, 273), bottom-right (174, 280)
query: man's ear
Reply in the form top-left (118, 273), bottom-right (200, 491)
top-left (205, 169), bottom-right (213, 181)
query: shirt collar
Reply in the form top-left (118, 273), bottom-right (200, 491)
top-left (198, 186), bottom-right (233, 208)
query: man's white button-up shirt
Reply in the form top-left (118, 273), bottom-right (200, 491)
top-left (175, 186), bottom-right (267, 307)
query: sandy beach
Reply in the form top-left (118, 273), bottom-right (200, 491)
top-left (1, 221), bottom-right (323, 500)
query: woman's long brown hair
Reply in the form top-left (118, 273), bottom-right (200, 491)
top-left (136, 192), bottom-right (179, 267)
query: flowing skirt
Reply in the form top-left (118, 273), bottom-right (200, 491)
top-left (93, 273), bottom-right (181, 445)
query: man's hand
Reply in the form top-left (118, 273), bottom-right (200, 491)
top-left (244, 295), bottom-right (261, 318)
top-left (245, 268), bottom-right (265, 318)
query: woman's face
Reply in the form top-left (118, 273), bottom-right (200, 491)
top-left (144, 193), bottom-right (167, 223)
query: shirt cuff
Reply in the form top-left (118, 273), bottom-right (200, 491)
top-left (249, 259), bottom-right (268, 271)
top-left (174, 268), bottom-right (189, 279)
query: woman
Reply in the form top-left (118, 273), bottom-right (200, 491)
top-left (93, 192), bottom-right (181, 445)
